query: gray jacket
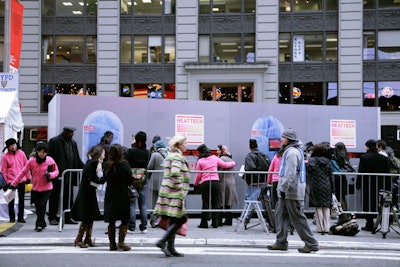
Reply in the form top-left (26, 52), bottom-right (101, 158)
top-left (277, 141), bottom-right (306, 201)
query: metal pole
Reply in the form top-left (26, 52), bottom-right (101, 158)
top-left (4, 0), bottom-right (10, 72)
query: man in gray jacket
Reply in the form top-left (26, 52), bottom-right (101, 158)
top-left (267, 129), bottom-right (319, 253)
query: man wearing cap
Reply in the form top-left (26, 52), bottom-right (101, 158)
top-left (47, 126), bottom-right (84, 225)
top-left (1, 138), bottom-right (29, 222)
top-left (356, 139), bottom-right (391, 231)
top-left (267, 129), bottom-right (319, 253)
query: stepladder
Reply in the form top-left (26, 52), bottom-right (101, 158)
top-left (235, 200), bottom-right (269, 233)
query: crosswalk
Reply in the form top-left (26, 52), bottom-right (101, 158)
top-left (1, 245), bottom-right (399, 261)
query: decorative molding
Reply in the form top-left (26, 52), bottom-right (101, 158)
top-left (42, 16), bottom-right (97, 34)
top-left (41, 65), bottom-right (96, 83)
top-left (199, 14), bottom-right (255, 34)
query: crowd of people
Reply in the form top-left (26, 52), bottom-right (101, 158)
top-left (1, 125), bottom-right (399, 256)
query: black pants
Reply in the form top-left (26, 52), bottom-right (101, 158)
top-left (4, 183), bottom-right (25, 222)
top-left (32, 190), bottom-right (52, 228)
top-left (199, 181), bottom-right (220, 227)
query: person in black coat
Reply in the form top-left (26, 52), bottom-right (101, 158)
top-left (71, 145), bottom-right (105, 248)
top-left (356, 139), bottom-right (391, 231)
top-left (104, 144), bottom-right (133, 251)
top-left (47, 126), bottom-right (84, 225)
top-left (306, 144), bottom-right (335, 234)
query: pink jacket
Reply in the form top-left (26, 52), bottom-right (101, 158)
top-left (1, 150), bottom-right (29, 184)
top-left (12, 156), bottom-right (59, 192)
top-left (267, 155), bottom-right (281, 184)
top-left (194, 155), bottom-right (236, 186)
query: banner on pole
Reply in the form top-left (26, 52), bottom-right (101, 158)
top-left (10, 0), bottom-right (24, 73)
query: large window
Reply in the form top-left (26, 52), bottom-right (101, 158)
top-left (200, 83), bottom-right (253, 102)
top-left (280, 33), bottom-right (337, 62)
top-left (42, 36), bottom-right (97, 64)
top-left (43, 0), bottom-right (97, 15)
top-left (41, 83), bottom-right (96, 112)
top-left (379, 0), bottom-right (400, 8)
top-left (120, 83), bottom-right (175, 99)
top-left (121, 0), bottom-right (175, 15)
top-left (363, 81), bottom-right (400, 111)
top-left (378, 31), bottom-right (400, 60)
top-left (279, 82), bottom-right (337, 105)
top-left (121, 35), bottom-right (175, 64)
top-left (199, 0), bottom-right (255, 14)
top-left (199, 34), bottom-right (255, 63)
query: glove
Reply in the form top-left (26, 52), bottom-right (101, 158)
top-left (280, 191), bottom-right (286, 199)
top-left (26, 179), bottom-right (31, 185)
top-left (44, 172), bottom-right (50, 181)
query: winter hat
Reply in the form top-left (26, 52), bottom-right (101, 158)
top-left (154, 140), bottom-right (166, 150)
top-left (152, 135), bottom-right (161, 144)
top-left (3, 138), bottom-right (17, 152)
top-left (35, 142), bottom-right (48, 152)
top-left (249, 139), bottom-right (258, 149)
top-left (282, 129), bottom-right (297, 141)
top-left (63, 126), bottom-right (76, 132)
top-left (365, 139), bottom-right (376, 149)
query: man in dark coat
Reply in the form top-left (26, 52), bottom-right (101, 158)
top-left (356, 139), bottom-right (391, 231)
top-left (47, 126), bottom-right (84, 225)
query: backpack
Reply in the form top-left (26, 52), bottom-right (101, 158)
top-left (330, 213), bottom-right (359, 236)
top-left (254, 151), bottom-right (271, 182)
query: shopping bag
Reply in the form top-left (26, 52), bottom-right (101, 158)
top-left (154, 216), bottom-right (188, 236)
top-left (331, 193), bottom-right (342, 217)
top-left (4, 189), bottom-right (16, 203)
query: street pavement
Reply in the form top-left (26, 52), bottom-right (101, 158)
top-left (1, 210), bottom-right (399, 251)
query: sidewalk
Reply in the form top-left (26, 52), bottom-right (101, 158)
top-left (1, 212), bottom-right (399, 251)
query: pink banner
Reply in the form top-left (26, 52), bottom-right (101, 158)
top-left (10, 0), bottom-right (24, 72)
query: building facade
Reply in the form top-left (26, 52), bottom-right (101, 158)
top-left (0, 0), bottom-right (399, 150)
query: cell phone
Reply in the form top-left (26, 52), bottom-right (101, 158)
top-left (47, 164), bottom-right (55, 172)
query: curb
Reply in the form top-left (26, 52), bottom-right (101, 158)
top-left (1, 237), bottom-right (399, 251)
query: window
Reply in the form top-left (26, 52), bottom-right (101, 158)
top-left (0, 0), bottom-right (5, 15)
top-left (199, 0), bottom-right (255, 14)
top-left (363, 82), bottom-right (376, 107)
top-left (0, 36), bottom-right (4, 70)
top-left (363, 31), bottom-right (375, 60)
top-left (200, 83), bottom-right (253, 102)
top-left (363, 0), bottom-right (375, 9)
top-left (120, 83), bottom-right (175, 99)
top-left (43, 0), bottom-right (97, 15)
top-left (279, 82), bottom-right (327, 105)
top-left (379, 0), bottom-right (400, 8)
top-left (279, 33), bottom-right (291, 62)
top-left (293, 34), bottom-right (324, 62)
top-left (378, 81), bottom-right (400, 111)
top-left (327, 82), bottom-right (338, 105)
top-left (41, 83), bottom-right (96, 112)
top-left (199, 34), bottom-right (255, 63)
top-left (124, 35), bottom-right (175, 64)
top-left (326, 0), bottom-right (338, 10)
top-left (42, 36), bottom-right (97, 64)
top-left (378, 31), bottom-right (400, 60)
top-left (293, 0), bottom-right (322, 11)
top-left (326, 33), bottom-right (338, 61)
top-left (121, 0), bottom-right (176, 15)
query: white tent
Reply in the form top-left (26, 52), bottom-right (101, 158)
top-left (0, 73), bottom-right (24, 152)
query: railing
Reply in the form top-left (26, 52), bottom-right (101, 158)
top-left (57, 168), bottom-right (400, 231)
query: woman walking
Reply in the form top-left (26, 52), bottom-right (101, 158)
top-left (154, 135), bottom-right (190, 257)
top-left (103, 144), bottom-right (133, 251)
top-left (71, 145), bottom-right (105, 248)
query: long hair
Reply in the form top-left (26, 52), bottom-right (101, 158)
top-left (87, 145), bottom-right (104, 161)
top-left (334, 142), bottom-right (349, 162)
top-left (105, 144), bottom-right (125, 175)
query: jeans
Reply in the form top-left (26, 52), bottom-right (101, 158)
top-left (129, 184), bottom-right (148, 231)
top-left (245, 185), bottom-right (263, 220)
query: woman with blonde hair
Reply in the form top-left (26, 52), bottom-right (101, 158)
top-left (154, 135), bottom-right (190, 257)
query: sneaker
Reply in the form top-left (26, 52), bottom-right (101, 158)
top-left (140, 229), bottom-right (148, 234)
top-left (267, 243), bottom-right (288, 251)
top-left (49, 219), bottom-right (59, 225)
top-left (298, 246), bottom-right (319, 253)
top-left (127, 228), bottom-right (135, 234)
top-left (34, 226), bottom-right (43, 232)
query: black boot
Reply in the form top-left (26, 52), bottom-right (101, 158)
top-left (156, 223), bottom-right (180, 257)
top-left (167, 234), bottom-right (184, 257)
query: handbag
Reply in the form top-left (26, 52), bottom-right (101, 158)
top-left (127, 185), bottom-right (139, 201)
top-left (131, 168), bottom-right (147, 187)
top-left (4, 189), bottom-right (16, 203)
top-left (331, 193), bottom-right (343, 217)
top-left (154, 216), bottom-right (188, 236)
top-left (25, 183), bottom-right (33, 193)
top-left (0, 172), bottom-right (6, 190)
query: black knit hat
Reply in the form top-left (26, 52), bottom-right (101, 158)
top-left (35, 142), bottom-right (48, 152)
top-left (3, 138), bottom-right (17, 152)
top-left (365, 139), bottom-right (376, 149)
top-left (249, 139), bottom-right (258, 149)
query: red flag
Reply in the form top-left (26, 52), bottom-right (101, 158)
top-left (10, 0), bottom-right (24, 72)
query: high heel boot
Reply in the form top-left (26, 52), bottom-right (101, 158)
top-left (84, 222), bottom-right (97, 247)
top-left (118, 224), bottom-right (131, 251)
top-left (167, 234), bottom-right (184, 257)
top-left (108, 224), bottom-right (117, 251)
top-left (156, 223), bottom-right (180, 257)
top-left (74, 223), bottom-right (88, 248)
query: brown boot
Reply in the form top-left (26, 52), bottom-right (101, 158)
top-left (74, 223), bottom-right (88, 248)
top-left (118, 224), bottom-right (131, 251)
top-left (108, 224), bottom-right (117, 251)
top-left (84, 222), bottom-right (97, 247)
